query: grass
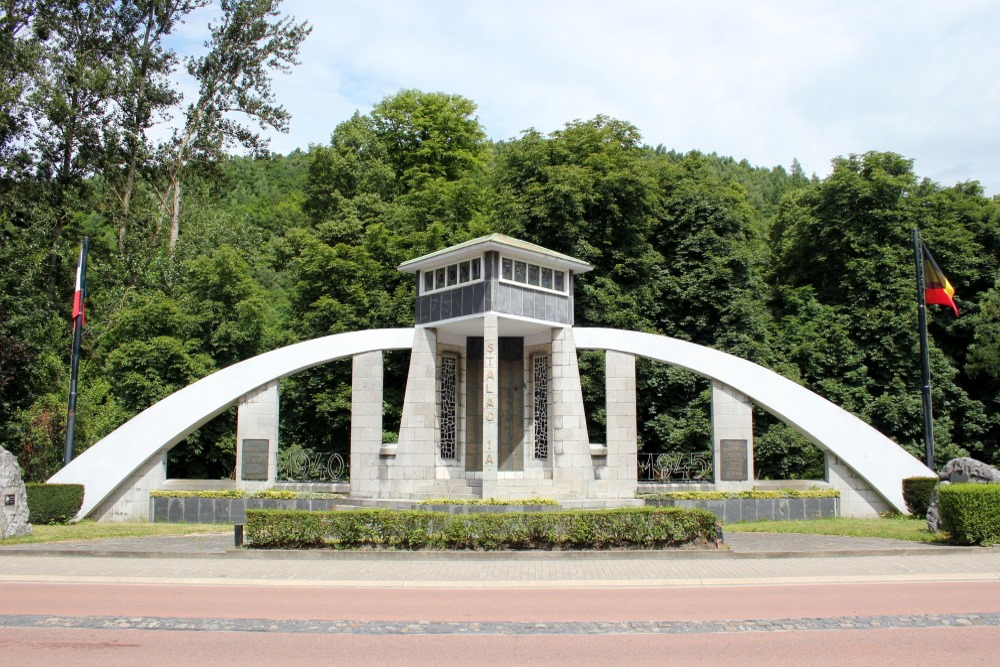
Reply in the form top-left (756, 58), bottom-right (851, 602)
top-left (1, 517), bottom-right (948, 546)
top-left (0, 520), bottom-right (228, 546)
top-left (724, 515), bottom-right (947, 543)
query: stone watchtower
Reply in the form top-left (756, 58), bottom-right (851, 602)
top-left (350, 233), bottom-right (637, 500)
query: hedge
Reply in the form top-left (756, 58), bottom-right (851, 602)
top-left (637, 490), bottom-right (839, 501)
top-left (24, 483), bottom-right (85, 525)
top-left (901, 477), bottom-right (938, 518)
top-left (149, 490), bottom-right (344, 499)
top-left (417, 497), bottom-right (559, 506)
top-left (244, 507), bottom-right (717, 550)
top-left (937, 483), bottom-right (1000, 546)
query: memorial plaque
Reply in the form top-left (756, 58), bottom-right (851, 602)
top-left (241, 439), bottom-right (270, 481)
top-left (719, 439), bottom-right (748, 481)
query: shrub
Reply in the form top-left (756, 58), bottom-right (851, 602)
top-left (637, 490), bottom-right (839, 501)
top-left (324, 509), bottom-right (436, 549)
top-left (937, 483), bottom-right (1000, 546)
top-left (244, 506), bottom-right (717, 550)
top-left (244, 509), bottom-right (325, 548)
top-left (417, 497), bottom-right (559, 506)
top-left (149, 490), bottom-right (344, 499)
top-left (24, 483), bottom-right (85, 525)
top-left (901, 477), bottom-right (938, 517)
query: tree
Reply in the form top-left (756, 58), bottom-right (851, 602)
top-left (0, 0), bottom-right (38, 174)
top-left (160, 0), bottom-right (310, 252)
top-left (769, 152), bottom-right (990, 461)
top-left (108, 0), bottom-right (208, 248)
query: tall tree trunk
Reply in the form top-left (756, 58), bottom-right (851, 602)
top-left (168, 175), bottom-right (180, 253)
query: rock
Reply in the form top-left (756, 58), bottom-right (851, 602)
top-left (927, 457), bottom-right (1000, 533)
top-left (0, 446), bottom-right (31, 539)
top-left (937, 457), bottom-right (1000, 484)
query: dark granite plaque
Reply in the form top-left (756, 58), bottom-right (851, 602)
top-left (241, 439), bottom-right (270, 481)
top-left (719, 439), bottom-right (748, 481)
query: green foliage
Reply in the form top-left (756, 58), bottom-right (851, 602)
top-left (936, 483), bottom-right (1000, 545)
top-left (901, 477), bottom-right (938, 517)
top-left (244, 509), bottom-right (325, 548)
top-left (24, 483), bottom-right (85, 525)
top-left (638, 490), bottom-right (839, 500)
top-left (4, 42), bottom-right (1000, 486)
top-left (417, 498), bottom-right (559, 506)
top-left (148, 489), bottom-right (343, 499)
top-left (244, 507), bottom-right (717, 550)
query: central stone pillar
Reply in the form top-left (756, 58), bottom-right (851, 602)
top-left (482, 313), bottom-right (499, 497)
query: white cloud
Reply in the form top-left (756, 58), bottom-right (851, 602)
top-left (168, 0), bottom-right (1000, 193)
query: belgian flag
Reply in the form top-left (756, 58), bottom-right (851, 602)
top-left (921, 242), bottom-right (959, 317)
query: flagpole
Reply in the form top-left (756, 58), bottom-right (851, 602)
top-left (912, 228), bottom-right (935, 470)
top-left (64, 237), bottom-right (89, 466)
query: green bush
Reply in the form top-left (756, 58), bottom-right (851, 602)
top-left (901, 477), bottom-right (938, 517)
top-left (324, 509), bottom-right (436, 549)
top-left (149, 490), bottom-right (344, 499)
top-left (417, 497), bottom-right (559, 506)
top-left (244, 509), bottom-right (325, 547)
top-left (24, 483), bottom-right (85, 525)
top-left (244, 506), bottom-right (717, 550)
top-left (937, 484), bottom-right (1000, 546)
top-left (638, 490), bottom-right (839, 501)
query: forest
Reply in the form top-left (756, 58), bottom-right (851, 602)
top-left (3, 1), bottom-right (1000, 483)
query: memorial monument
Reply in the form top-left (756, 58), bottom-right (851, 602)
top-left (49, 235), bottom-right (935, 520)
top-left (1, 446), bottom-right (31, 538)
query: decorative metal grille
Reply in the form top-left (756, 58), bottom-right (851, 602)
top-left (440, 354), bottom-right (458, 459)
top-left (277, 450), bottom-right (347, 482)
top-left (533, 354), bottom-right (549, 459)
top-left (638, 452), bottom-right (713, 482)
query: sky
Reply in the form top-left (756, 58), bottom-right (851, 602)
top-left (172, 0), bottom-right (1000, 194)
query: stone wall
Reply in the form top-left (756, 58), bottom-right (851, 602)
top-left (645, 497), bottom-right (838, 522)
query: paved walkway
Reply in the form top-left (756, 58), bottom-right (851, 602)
top-left (1, 532), bottom-right (997, 588)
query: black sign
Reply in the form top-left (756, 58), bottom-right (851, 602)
top-left (4, 493), bottom-right (15, 506)
top-left (719, 439), bottom-right (749, 481)
top-left (241, 439), bottom-right (270, 481)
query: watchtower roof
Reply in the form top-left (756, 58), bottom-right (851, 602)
top-left (397, 234), bottom-right (593, 274)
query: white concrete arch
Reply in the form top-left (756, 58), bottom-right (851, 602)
top-left (49, 328), bottom-right (415, 519)
top-left (573, 328), bottom-right (933, 511)
top-left (51, 326), bottom-right (931, 519)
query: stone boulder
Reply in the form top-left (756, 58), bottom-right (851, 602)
top-left (927, 457), bottom-right (1000, 533)
top-left (0, 446), bottom-right (31, 538)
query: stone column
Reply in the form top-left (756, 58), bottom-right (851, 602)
top-left (391, 327), bottom-right (438, 497)
top-left (350, 351), bottom-right (383, 498)
top-left (549, 326), bottom-right (591, 496)
top-left (235, 380), bottom-right (279, 491)
top-left (602, 351), bottom-right (638, 498)
top-left (711, 380), bottom-right (753, 490)
top-left (481, 313), bottom-right (499, 497)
